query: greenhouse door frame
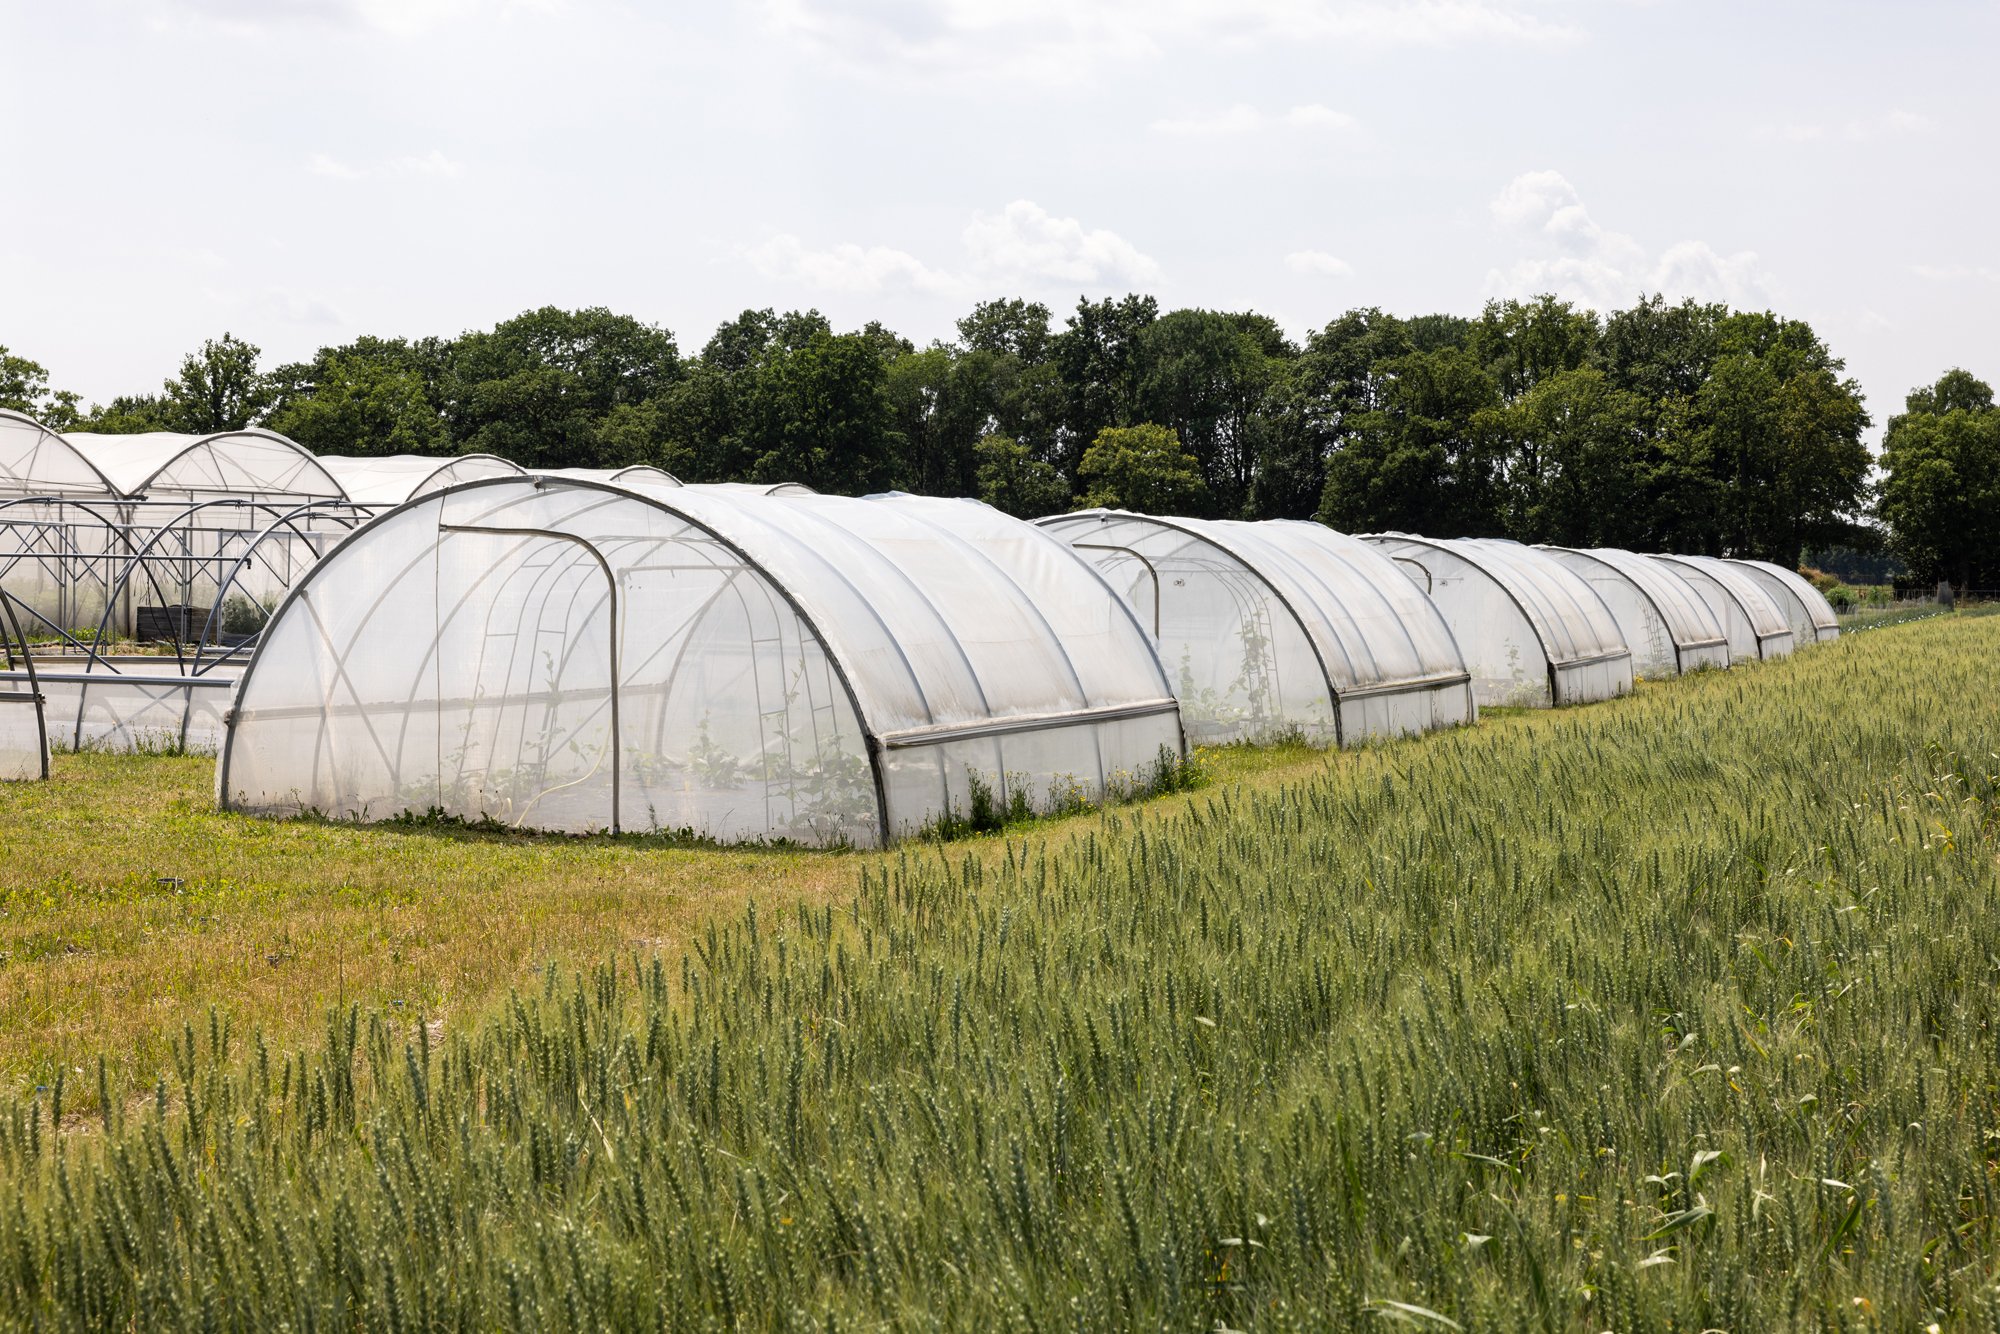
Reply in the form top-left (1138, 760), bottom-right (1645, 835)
top-left (1072, 541), bottom-right (1162, 635)
top-left (438, 521), bottom-right (625, 834)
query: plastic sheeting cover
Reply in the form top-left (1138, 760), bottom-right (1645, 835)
top-left (1727, 559), bottom-right (1840, 644)
top-left (1540, 547), bottom-right (1731, 678)
top-left (535, 466), bottom-right (683, 488)
top-left (320, 455), bottom-right (525, 505)
top-left (1038, 509), bottom-right (1472, 745)
top-left (1650, 555), bottom-right (1795, 661)
top-left (0, 594), bottom-right (49, 779)
top-left (220, 480), bottom-right (1180, 846)
top-left (63, 430), bottom-right (344, 500)
top-left (1363, 536), bottom-right (1634, 707)
top-left (0, 410), bottom-right (116, 497)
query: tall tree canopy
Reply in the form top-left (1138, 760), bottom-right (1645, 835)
top-left (5, 291), bottom-right (1901, 570)
top-left (266, 337), bottom-right (451, 456)
top-left (1877, 369), bottom-right (2000, 587)
top-left (1078, 424), bottom-right (1206, 514)
top-left (440, 307), bottom-right (680, 469)
top-left (161, 333), bottom-right (272, 434)
top-left (0, 345), bottom-right (82, 428)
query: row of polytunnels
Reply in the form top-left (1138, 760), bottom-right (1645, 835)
top-left (0, 409), bottom-right (1839, 844)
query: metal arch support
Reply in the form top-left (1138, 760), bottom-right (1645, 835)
top-left (439, 522), bottom-right (624, 835)
top-left (0, 494), bottom-right (145, 657)
top-left (0, 587), bottom-right (50, 779)
top-left (189, 500), bottom-right (373, 675)
top-left (1389, 555), bottom-right (1432, 594)
top-left (121, 427), bottom-right (347, 503)
top-left (83, 496), bottom-right (330, 670)
top-left (0, 410), bottom-right (121, 495)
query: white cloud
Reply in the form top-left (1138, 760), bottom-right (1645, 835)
top-left (164, 0), bottom-right (556, 36)
top-left (1485, 169), bottom-right (1773, 309)
top-left (762, 0), bottom-right (1576, 80)
top-left (963, 200), bottom-right (1162, 285)
top-left (743, 234), bottom-right (964, 296)
top-left (306, 149), bottom-right (467, 181)
top-left (260, 288), bottom-right (345, 325)
top-left (1286, 250), bottom-right (1354, 276)
top-left (307, 152), bottom-right (365, 180)
top-left (1151, 104), bottom-right (1267, 136)
top-left (1285, 103), bottom-right (1355, 129)
top-left (1756, 107), bottom-right (1933, 145)
top-left (1912, 264), bottom-right (2000, 284)
top-left (1151, 102), bottom-right (1356, 136)
top-left (393, 150), bottom-right (467, 178)
top-left (739, 200), bottom-right (1159, 297)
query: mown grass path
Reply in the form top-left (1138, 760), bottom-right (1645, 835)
top-left (3, 614), bottom-right (2000, 1327)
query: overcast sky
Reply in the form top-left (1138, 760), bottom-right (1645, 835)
top-left (4, 0), bottom-right (1995, 439)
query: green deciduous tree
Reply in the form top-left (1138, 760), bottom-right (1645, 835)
top-left (1498, 367), bottom-right (1648, 546)
top-left (74, 394), bottom-right (171, 434)
top-left (161, 333), bottom-right (272, 433)
top-left (884, 345), bottom-right (986, 497)
top-left (28, 289), bottom-right (1895, 538)
top-left (1316, 347), bottom-right (1505, 537)
top-left (1877, 369), bottom-right (2000, 587)
top-left (1134, 309), bottom-right (1290, 517)
top-left (1686, 313), bottom-right (1870, 561)
top-left (1471, 295), bottom-right (1599, 399)
top-left (442, 307), bottom-right (680, 469)
top-left (1078, 423), bottom-right (1205, 514)
top-left (743, 331), bottom-right (897, 494)
top-left (266, 337), bottom-right (450, 456)
top-left (974, 432), bottom-right (1072, 518)
top-left (1053, 295), bottom-right (1159, 477)
top-left (1252, 308), bottom-right (1412, 520)
top-left (0, 345), bottom-right (83, 428)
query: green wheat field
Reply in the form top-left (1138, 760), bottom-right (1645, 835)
top-left (4, 613), bottom-right (2000, 1329)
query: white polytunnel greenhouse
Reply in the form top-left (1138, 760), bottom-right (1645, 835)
top-left (319, 454), bottom-right (525, 505)
top-left (1538, 547), bottom-right (1731, 679)
top-left (534, 466), bottom-right (682, 488)
top-left (697, 481), bottom-right (818, 496)
top-left (217, 478), bottom-right (1184, 846)
top-left (1360, 535), bottom-right (1633, 707)
top-left (63, 429), bottom-right (347, 504)
top-left (0, 418), bottom-right (361, 638)
top-left (1726, 559), bottom-right (1839, 644)
top-left (1649, 555), bottom-right (1795, 661)
top-left (0, 409), bottom-right (118, 496)
top-left (1035, 509), bottom-right (1473, 745)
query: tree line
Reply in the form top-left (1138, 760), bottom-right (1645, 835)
top-left (3, 292), bottom-right (1983, 577)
